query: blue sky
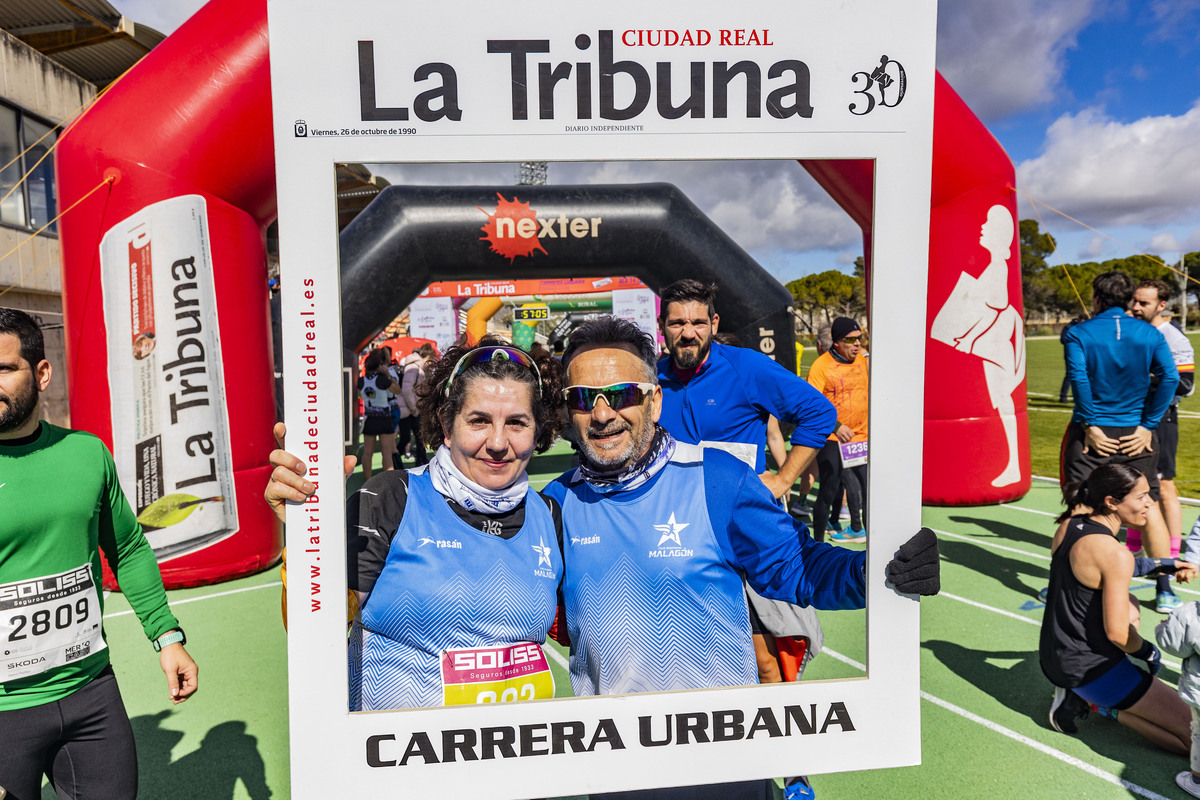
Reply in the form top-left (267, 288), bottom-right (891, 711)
top-left (122, 0), bottom-right (1200, 283)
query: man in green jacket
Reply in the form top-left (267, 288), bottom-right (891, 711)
top-left (0, 308), bottom-right (198, 799)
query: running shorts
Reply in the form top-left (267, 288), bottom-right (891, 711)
top-left (362, 411), bottom-right (396, 436)
top-left (1060, 422), bottom-right (1161, 501)
top-left (1072, 657), bottom-right (1153, 711)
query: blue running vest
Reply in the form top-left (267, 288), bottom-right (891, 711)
top-left (559, 443), bottom-right (757, 696)
top-left (355, 472), bottom-right (561, 710)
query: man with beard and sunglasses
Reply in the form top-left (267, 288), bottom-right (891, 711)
top-left (0, 308), bottom-right (197, 800)
top-left (544, 315), bottom-right (940, 800)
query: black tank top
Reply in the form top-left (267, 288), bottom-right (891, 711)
top-left (1039, 516), bottom-right (1126, 688)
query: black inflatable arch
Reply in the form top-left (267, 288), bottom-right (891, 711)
top-left (339, 183), bottom-right (797, 372)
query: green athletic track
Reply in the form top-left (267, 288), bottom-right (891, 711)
top-left (90, 439), bottom-right (1200, 800)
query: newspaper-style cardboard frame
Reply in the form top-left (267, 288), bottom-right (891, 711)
top-left (269, 1), bottom-right (935, 796)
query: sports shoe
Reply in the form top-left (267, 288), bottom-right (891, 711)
top-left (1177, 772), bottom-right (1200, 799)
top-left (1157, 592), bottom-right (1184, 614)
top-left (783, 777), bottom-right (815, 800)
top-left (1049, 687), bottom-right (1089, 734)
top-left (1037, 586), bottom-right (1049, 603)
top-left (830, 529), bottom-right (867, 544)
top-left (838, 506), bottom-right (850, 521)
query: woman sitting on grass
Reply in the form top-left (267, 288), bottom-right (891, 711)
top-left (1041, 463), bottom-right (1191, 753)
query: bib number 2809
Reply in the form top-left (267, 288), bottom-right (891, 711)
top-left (0, 564), bottom-right (106, 682)
top-left (9, 597), bottom-right (92, 641)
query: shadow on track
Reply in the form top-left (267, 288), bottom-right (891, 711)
top-left (130, 712), bottom-right (273, 799)
top-left (924, 638), bottom-right (1188, 796)
top-left (948, 514), bottom-right (1054, 552)
top-left (937, 536), bottom-right (1049, 600)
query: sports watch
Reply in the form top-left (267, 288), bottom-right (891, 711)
top-left (153, 628), bottom-right (187, 652)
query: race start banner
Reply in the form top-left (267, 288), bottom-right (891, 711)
top-left (270, 1), bottom-right (936, 796)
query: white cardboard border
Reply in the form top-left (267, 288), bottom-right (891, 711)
top-left (269, 1), bottom-right (934, 795)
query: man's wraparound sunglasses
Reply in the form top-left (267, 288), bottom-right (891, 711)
top-left (563, 382), bottom-right (656, 412)
top-left (445, 345), bottom-right (542, 396)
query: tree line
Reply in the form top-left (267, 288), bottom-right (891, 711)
top-left (1020, 219), bottom-right (1197, 322)
top-left (781, 226), bottom-right (1197, 333)
top-left (785, 257), bottom-right (867, 335)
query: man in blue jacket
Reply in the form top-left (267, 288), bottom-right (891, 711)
top-left (544, 315), bottom-right (939, 800)
top-left (1061, 270), bottom-right (1179, 563)
top-left (655, 280), bottom-right (834, 500)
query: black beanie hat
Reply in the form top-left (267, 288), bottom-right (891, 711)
top-left (830, 317), bottom-right (861, 342)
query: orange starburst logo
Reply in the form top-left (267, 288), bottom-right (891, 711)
top-left (479, 194), bottom-right (549, 262)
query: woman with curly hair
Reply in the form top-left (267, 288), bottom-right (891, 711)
top-left (268, 337), bottom-right (567, 711)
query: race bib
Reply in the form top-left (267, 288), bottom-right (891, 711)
top-left (440, 642), bottom-right (555, 706)
top-left (699, 440), bottom-right (757, 469)
top-left (839, 440), bottom-right (868, 468)
top-left (1, 564), bottom-right (106, 682)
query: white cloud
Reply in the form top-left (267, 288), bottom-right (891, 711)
top-left (1149, 232), bottom-right (1182, 253)
top-left (1164, 225), bottom-right (1200, 252)
top-left (1079, 235), bottom-right (1108, 259)
top-left (1149, 0), bottom-right (1200, 44)
top-left (935, 0), bottom-right (1096, 121)
top-left (1017, 101), bottom-right (1200, 227)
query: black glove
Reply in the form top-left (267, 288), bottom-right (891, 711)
top-left (885, 528), bottom-right (940, 596)
top-left (1133, 640), bottom-right (1162, 676)
top-left (1132, 557), bottom-right (1178, 578)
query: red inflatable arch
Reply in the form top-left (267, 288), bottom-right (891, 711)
top-left (55, 0), bottom-right (1025, 590)
top-left (802, 74), bottom-right (1030, 505)
top-left (56, 0), bottom-right (279, 588)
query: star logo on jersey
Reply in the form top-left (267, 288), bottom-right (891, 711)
top-left (532, 537), bottom-right (554, 568)
top-left (653, 513), bottom-right (689, 547)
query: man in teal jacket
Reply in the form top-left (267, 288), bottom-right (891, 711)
top-left (1061, 271), bottom-right (1179, 563)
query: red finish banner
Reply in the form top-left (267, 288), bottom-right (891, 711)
top-left (419, 276), bottom-right (647, 298)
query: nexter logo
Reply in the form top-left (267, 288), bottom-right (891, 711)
top-left (479, 194), bottom-right (602, 262)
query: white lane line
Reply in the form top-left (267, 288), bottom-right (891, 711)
top-left (819, 647), bottom-right (1173, 800)
top-left (918, 692), bottom-right (1173, 800)
top-left (546, 643), bottom-right (570, 673)
top-left (934, 528), bottom-right (1050, 561)
top-left (934, 591), bottom-right (1183, 671)
top-left (932, 527), bottom-right (1200, 600)
top-left (940, 591), bottom-right (1040, 627)
top-left (936, 525), bottom-right (1200, 599)
top-left (104, 581), bottom-right (283, 619)
top-left (999, 503), bottom-right (1059, 517)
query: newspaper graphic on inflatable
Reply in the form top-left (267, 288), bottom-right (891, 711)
top-left (100, 195), bottom-right (239, 561)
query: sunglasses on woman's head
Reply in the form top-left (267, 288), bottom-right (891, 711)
top-left (563, 382), bottom-right (656, 412)
top-left (445, 345), bottom-right (542, 396)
